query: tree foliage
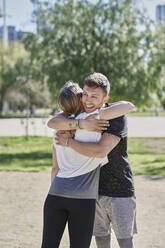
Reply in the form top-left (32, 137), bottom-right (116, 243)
top-left (0, 42), bottom-right (50, 113)
top-left (25, 0), bottom-right (165, 107)
top-left (0, 43), bottom-right (27, 111)
top-left (4, 76), bottom-right (50, 111)
top-left (153, 23), bottom-right (165, 109)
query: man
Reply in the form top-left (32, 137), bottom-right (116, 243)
top-left (48, 72), bottom-right (137, 248)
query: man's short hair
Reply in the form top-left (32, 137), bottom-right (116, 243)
top-left (83, 72), bottom-right (110, 95)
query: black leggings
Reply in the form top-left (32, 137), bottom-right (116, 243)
top-left (41, 194), bottom-right (96, 248)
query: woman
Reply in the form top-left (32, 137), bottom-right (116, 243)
top-left (41, 81), bottom-right (134, 248)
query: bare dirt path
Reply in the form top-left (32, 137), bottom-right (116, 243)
top-left (0, 172), bottom-right (165, 248)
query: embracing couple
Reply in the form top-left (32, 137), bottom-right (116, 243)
top-left (41, 72), bottom-right (137, 248)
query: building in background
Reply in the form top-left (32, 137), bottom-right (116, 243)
top-left (133, 0), bottom-right (165, 23)
top-left (156, 4), bottom-right (165, 22)
top-left (0, 25), bottom-right (29, 44)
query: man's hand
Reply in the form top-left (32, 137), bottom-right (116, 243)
top-left (55, 131), bottom-right (72, 147)
top-left (80, 115), bottom-right (110, 132)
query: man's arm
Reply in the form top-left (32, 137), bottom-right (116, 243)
top-left (47, 101), bottom-right (134, 131)
top-left (47, 112), bottom-right (109, 132)
top-left (99, 101), bottom-right (135, 120)
top-left (51, 145), bottom-right (59, 183)
top-left (55, 132), bottom-right (121, 158)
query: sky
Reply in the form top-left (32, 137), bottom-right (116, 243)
top-left (0, 0), bottom-right (36, 32)
top-left (0, 0), bottom-right (162, 33)
top-left (135, 0), bottom-right (165, 21)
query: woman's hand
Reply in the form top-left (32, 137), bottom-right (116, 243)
top-left (55, 131), bottom-right (72, 147)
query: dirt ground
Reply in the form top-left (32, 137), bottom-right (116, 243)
top-left (0, 172), bottom-right (165, 248)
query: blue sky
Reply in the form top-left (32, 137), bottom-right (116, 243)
top-left (0, 0), bottom-right (36, 32)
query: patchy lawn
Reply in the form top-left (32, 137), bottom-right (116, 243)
top-left (0, 137), bottom-right (165, 176)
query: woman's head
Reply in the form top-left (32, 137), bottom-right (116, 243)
top-left (58, 81), bottom-right (83, 116)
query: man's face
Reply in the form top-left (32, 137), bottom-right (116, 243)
top-left (82, 85), bottom-right (108, 113)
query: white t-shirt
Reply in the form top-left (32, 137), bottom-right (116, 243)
top-left (54, 110), bottom-right (108, 178)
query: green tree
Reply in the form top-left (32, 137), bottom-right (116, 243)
top-left (0, 42), bottom-right (28, 111)
top-left (153, 23), bottom-right (165, 109)
top-left (25, 0), bottom-right (164, 107)
top-left (0, 42), bottom-right (50, 113)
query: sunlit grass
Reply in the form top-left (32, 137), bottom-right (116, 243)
top-left (0, 137), bottom-right (165, 176)
top-left (128, 138), bottom-right (165, 176)
top-left (127, 111), bottom-right (165, 117)
top-left (0, 137), bottom-right (52, 172)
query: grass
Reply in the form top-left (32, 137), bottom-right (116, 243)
top-left (127, 111), bottom-right (165, 117)
top-left (0, 137), bottom-right (165, 176)
top-left (0, 137), bottom-right (52, 172)
top-left (128, 138), bottom-right (165, 176)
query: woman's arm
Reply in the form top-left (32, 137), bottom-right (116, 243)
top-left (51, 145), bottom-right (59, 183)
top-left (48, 113), bottom-right (79, 131)
top-left (47, 112), bottom-right (109, 132)
top-left (47, 101), bottom-right (134, 131)
top-left (99, 101), bottom-right (135, 120)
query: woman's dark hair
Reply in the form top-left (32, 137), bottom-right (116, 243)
top-left (58, 81), bottom-right (83, 116)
